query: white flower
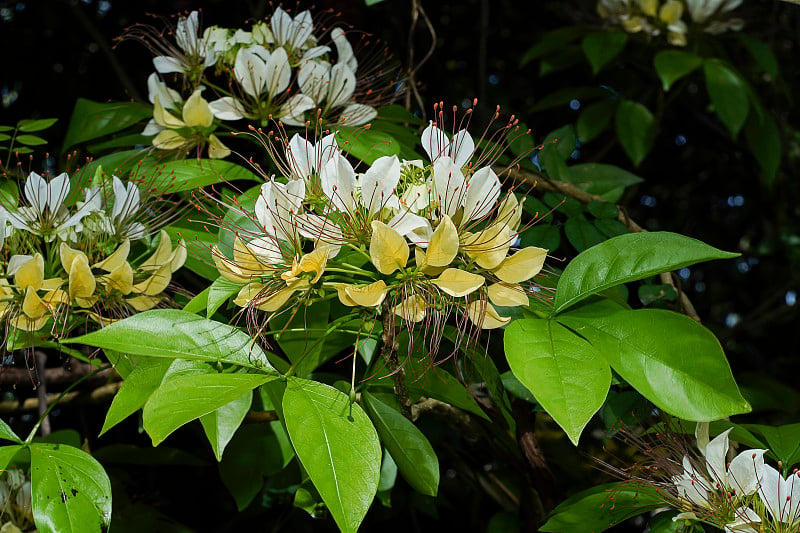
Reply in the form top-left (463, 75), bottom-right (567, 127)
top-left (421, 121), bottom-right (475, 167)
top-left (234, 45), bottom-right (291, 100)
top-left (271, 8), bottom-right (315, 52)
top-left (153, 10), bottom-right (219, 75)
top-left (758, 465), bottom-right (800, 526)
top-left (319, 153), bottom-right (401, 215)
top-left (250, 179), bottom-right (306, 261)
top-left (685, 0), bottom-right (742, 24)
top-left (723, 507), bottom-right (761, 533)
top-left (111, 176), bottom-right (146, 240)
top-left (285, 133), bottom-right (339, 184)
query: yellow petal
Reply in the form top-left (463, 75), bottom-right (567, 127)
top-left (182, 90), bottom-right (214, 128)
top-left (467, 301), bottom-right (511, 330)
top-left (22, 286), bottom-right (48, 319)
top-left (153, 130), bottom-right (186, 150)
top-left (344, 280), bottom-right (388, 307)
top-left (462, 223), bottom-right (511, 270)
top-left (370, 221), bottom-right (409, 275)
top-left (140, 230), bottom-right (173, 271)
top-left (11, 314), bottom-right (49, 332)
top-left (637, 0), bottom-right (658, 17)
top-left (169, 242), bottom-right (187, 273)
top-left (69, 253), bottom-right (97, 302)
top-left (60, 243), bottom-right (83, 273)
top-left (41, 278), bottom-right (64, 291)
top-left (496, 194), bottom-right (524, 232)
top-left (153, 94), bottom-right (184, 128)
top-left (234, 282), bottom-right (266, 308)
top-left (100, 262), bottom-right (134, 295)
top-left (212, 245), bottom-right (250, 283)
top-left (95, 239), bottom-right (130, 272)
top-left (488, 282), bottom-right (528, 307)
top-left (431, 268), bottom-right (485, 297)
top-left (393, 294), bottom-right (426, 323)
top-left (426, 215), bottom-right (459, 267)
top-left (492, 247), bottom-right (547, 284)
top-left (335, 283), bottom-right (358, 306)
top-left (127, 294), bottom-right (161, 312)
top-left (247, 285), bottom-right (300, 313)
top-left (208, 134), bottom-right (231, 159)
top-left (414, 248), bottom-right (446, 276)
top-left (132, 262), bottom-right (172, 296)
top-left (233, 237), bottom-right (269, 276)
top-left (659, 0), bottom-right (683, 24)
top-left (298, 245), bottom-right (331, 283)
top-left (42, 289), bottom-right (70, 306)
top-left (15, 253), bottom-right (44, 291)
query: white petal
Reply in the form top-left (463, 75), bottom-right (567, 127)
top-left (463, 166), bottom-right (501, 221)
top-left (298, 61), bottom-right (330, 104)
top-left (265, 46), bottom-right (291, 96)
top-left (450, 129), bottom-right (475, 168)
top-left (141, 119), bottom-right (163, 136)
top-left (362, 155), bottom-right (400, 215)
top-left (271, 7), bottom-right (292, 46)
top-left (24, 171), bottom-right (47, 214)
top-left (432, 156), bottom-right (466, 218)
top-left (7, 254), bottom-right (33, 276)
top-left (321, 154), bottom-right (356, 212)
top-left (47, 173), bottom-right (70, 214)
top-left (704, 428), bottom-right (732, 486)
top-left (248, 236), bottom-right (283, 263)
top-left (208, 97), bottom-right (247, 121)
top-left (757, 465), bottom-right (785, 523)
top-left (302, 45), bottom-right (330, 61)
top-left (146, 73), bottom-right (181, 108)
top-left (235, 46), bottom-right (268, 98)
top-left (327, 63), bottom-right (356, 108)
top-left (388, 211), bottom-right (428, 237)
top-left (331, 28), bottom-right (357, 71)
top-left (279, 94), bottom-right (316, 126)
top-left (289, 10), bottom-right (314, 50)
top-left (175, 11), bottom-right (199, 53)
top-left (338, 103), bottom-right (377, 126)
top-left (255, 182), bottom-right (276, 229)
top-left (153, 56), bottom-right (184, 74)
top-left (421, 121), bottom-right (448, 162)
top-left (727, 449), bottom-right (766, 495)
top-left (288, 134), bottom-right (315, 181)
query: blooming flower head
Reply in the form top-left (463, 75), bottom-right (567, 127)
top-left (206, 102), bottom-right (551, 359)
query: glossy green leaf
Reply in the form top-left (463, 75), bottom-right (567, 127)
top-left (582, 32), bottom-right (628, 74)
top-left (543, 124), bottom-right (577, 160)
top-left (520, 225), bottom-right (560, 253)
top-left (65, 310), bottom-right (275, 371)
top-left (558, 309), bottom-right (750, 421)
top-left (576, 100), bottom-right (615, 143)
top-left (183, 286), bottom-right (210, 314)
top-left (615, 99), bottom-right (656, 167)
top-left (63, 98), bottom-right (152, 150)
top-left (164, 224), bottom-right (218, 281)
top-left (376, 449), bottom-right (398, 507)
top-left (594, 218), bottom-right (628, 238)
top-left (101, 359), bottom-right (172, 435)
top-left (144, 372), bottom-right (276, 445)
top-left (541, 144), bottom-right (568, 180)
top-left (219, 422), bottom-right (294, 510)
top-left (16, 134), bottom-right (47, 146)
top-left (148, 159), bottom-right (259, 194)
top-left (0, 445), bottom-right (23, 470)
top-left (741, 423), bottom-right (800, 469)
top-left (0, 418), bottom-right (21, 443)
top-left (653, 50), bottom-right (702, 91)
top-left (504, 319), bottom-right (610, 445)
top-left (704, 59), bottom-right (750, 138)
top-left (200, 391), bottom-right (253, 461)
top-left (30, 444), bottom-right (112, 533)
top-left (206, 276), bottom-right (243, 318)
top-left (336, 127), bottom-right (400, 165)
top-left (553, 231), bottom-right (738, 314)
top-left (736, 33), bottom-right (779, 79)
top-left (18, 118), bottom-right (57, 132)
top-left (564, 216), bottom-right (606, 252)
top-left (283, 377), bottom-right (381, 533)
top-left (565, 162), bottom-right (644, 202)
top-left (745, 112), bottom-right (781, 186)
top-left (540, 482), bottom-right (663, 532)
top-left (363, 392), bottom-right (439, 496)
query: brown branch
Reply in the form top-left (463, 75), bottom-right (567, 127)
top-left (404, 0), bottom-right (437, 117)
top-left (381, 308), bottom-right (413, 419)
top-left (511, 169), bottom-right (702, 323)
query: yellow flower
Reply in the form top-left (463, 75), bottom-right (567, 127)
top-left (426, 215), bottom-right (459, 268)
top-left (492, 247), bottom-right (548, 284)
top-left (336, 280), bottom-right (389, 307)
top-left (152, 91), bottom-right (230, 159)
top-left (393, 294), bottom-right (427, 323)
top-left (370, 221), bottom-right (409, 275)
top-left (467, 300), bottom-right (511, 330)
top-left (462, 223), bottom-right (512, 270)
top-left (431, 268), bottom-right (485, 297)
top-left (659, 0), bottom-right (684, 24)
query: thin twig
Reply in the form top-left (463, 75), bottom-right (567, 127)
top-left (404, 0), bottom-right (437, 117)
top-left (380, 308), bottom-right (412, 419)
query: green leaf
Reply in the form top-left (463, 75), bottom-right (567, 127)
top-left (164, 224), bottom-right (219, 281)
top-left (0, 445), bottom-right (23, 470)
top-left (14, 147), bottom-right (33, 154)
top-left (615, 99), bottom-right (656, 167)
top-left (336, 127), bottom-right (400, 165)
top-left (741, 423), bottom-right (800, 469)
top-left (745, 112), bottom-right (781, 186)
top-left (376, 449), bottom-right (398, 507)
top-left (64, 309), bottom-right (276, 371)
top-left (594, 218), bottom-right (629, 238)
top-left (582, 32), bottom-right (628, 74)
top-left (101, 359), bottom-right (172, 435)
top-left (0, 418), bottom-right (21, 443)
top-left (30, 444), bottom-right (112, 533)
top-left (587, 201), bottom-right (618, 219)
top-left (736, 33), bottom-right (779, 79)
top-left (87, 132), bottom-right (153, 152)
top-left (144, 373), bottom-right (276, 445)
top-left (653, 50), bottom-right (703, 91)
top-left (576, 101), bottom-right (615, 143)
top-left (207, 277), bottom-right (243, 318)
top-left (540, 482), bottom-right (663, 532)
top-left (16, 134), bottom-right (48, 146)
top-left (520, 225), bottom-right (560, 253)
top-left (362, 392), bottom-right (439, 496)
top-left (509, 121), bottom-right (536, 157)
top-left (0, 133), bottom-right (10, 142)
top-left (283, 377), bottom-right (381, 532)
top-left (704, 59), bottom-right (750, 138)
top-left (149, 159), bottom-right (259, 194)
top-left (18, 118), bottom-right (57, 132)
top-left (559, 309), bottom-right (750, 421)
top-left (520, 27), bottom-right (586, 66)
top-left (553, 231), bottom-right (738, 314)
top-left (63, 98), bottom-right (152, 151)
top-left (219, 421), bottom-right (294, 510)
top-left (504, 319), bottom-right (610, 445)
top-left (183, 286), bottom-right (210, 314)
top-left (200, 391), bottom-right (252, 461)
top-left (375, 104), bottom-right (425, 126)
top-left (543, 124), bottom-right (577, 160)
top-left (564, 216), bottom-right (606, 252)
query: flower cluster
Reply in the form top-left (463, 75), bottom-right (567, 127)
top-left (597, 0), bottom-right (744, 46)
top-left (210, 107), bottom-right (548, 354)
top-left (0, 170), bottom-right (185, 339)
top-left (603, 421), bottom-right (800, 533)
top-left (0, 467), bottom-right (33, 532)
top-left (125, 8), bottom-right (398, 159)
